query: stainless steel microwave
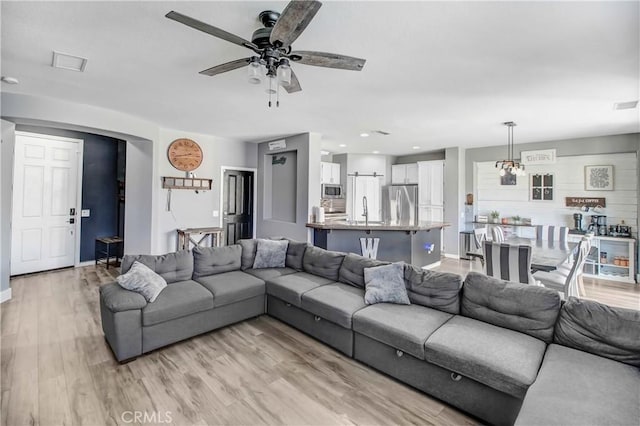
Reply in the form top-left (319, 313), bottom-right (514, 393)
top-left (321, 184), bottom-right (344, 198)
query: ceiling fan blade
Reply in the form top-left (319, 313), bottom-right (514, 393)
top-left (289, 51), bottom-right (366, 71)
top-left (166, 11), bottom-right (258, 51)
top-left (270, 1), bottom-right (322, 48)
top-left (199, 58), bottom-right (251, 76)
top-left (282, 69), bottom-right (302, 93)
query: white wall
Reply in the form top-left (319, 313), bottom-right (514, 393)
top-left (154, 128), bottom-right (256, 253)
top-left (476, 152), bottom-right (638, 236)
top-left (1, 120), bottom-right (16, 300)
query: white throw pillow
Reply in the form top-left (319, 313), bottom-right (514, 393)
top-left (116, 261), bottom-right (167, 303)
top-left (364, 262), bottom-right (410, 305)
top-left (253, 239), bottom-right (289, 269)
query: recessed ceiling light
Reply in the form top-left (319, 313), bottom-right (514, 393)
top-left (0, 76), bottom-right (19, 84)
top-left (613, 100), bottom-right (638, 110)
top-left (52, 51), bottom-right (88, 72)
top-left (372, 150), bottom-right (380, 154)
top-left (360, 133), bottom-right (370, 138)
top-left (412, 146), bottom-right (421, 150)
top-left (339, 144), bottom-right (347, 148)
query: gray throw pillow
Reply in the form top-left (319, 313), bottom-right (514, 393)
top-left (253, 239), bottom-right (289, 269)
top-left (364, 263), bottom-right (410, 305)
top-left (116, 261), bottom-right (167, 303)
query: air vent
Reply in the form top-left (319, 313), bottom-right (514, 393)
top-left (613, 100), bottom-right (638, 110)
top-left (372, 130), bottom-right (391, 136)
top-left (52, 51), bottom-right (88, 72)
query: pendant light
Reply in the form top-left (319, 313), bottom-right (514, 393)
top-left (495, 121), bottom-right (525, 176)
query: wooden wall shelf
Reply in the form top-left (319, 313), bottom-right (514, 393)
top-left (162, 176), bottom-right (212, 190)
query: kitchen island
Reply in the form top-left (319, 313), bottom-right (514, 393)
top-left (306, 221), bottom-right (449, 268)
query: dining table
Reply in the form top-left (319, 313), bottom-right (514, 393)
top-left (502, 237), bottom-right (576, 272)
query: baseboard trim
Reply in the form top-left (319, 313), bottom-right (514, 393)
top-left (76, 261), bottom-right (95, 268)
top-left (1, 288), bottom-right (12, 303)
top-left (422, 261), bottom-right (442, 270)
top-left (443, 253), bottom-right (460, 260)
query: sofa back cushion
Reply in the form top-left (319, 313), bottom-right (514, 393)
top-left (239, 238), bottom-right (309, 271)
top-left (193, 245), bottom-right (242, 278)
top-left (121, 250), bottom-right (193, 284)
top-left (238, 239), bottom-right (258, 270)
top-left (554, 297), bottom-right (640, 367)
top-left (302, 246), bottom-right (345, 281)
top-left (404, 265), bottom-right (463, 314)
top-left (338, 253), bottom-right (389, 288)
top-left (461, 272), bottom-right (561, 343)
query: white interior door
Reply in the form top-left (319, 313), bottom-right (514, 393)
top-left (11, 133), bottom-right (82, 275)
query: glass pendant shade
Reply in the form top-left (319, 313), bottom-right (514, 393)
top-left (265, 74), bottom-right (277, 94)
top-left (277, 61), bottom-right (291, 86)
top-left (247, 59), bottom-right (263, 85)
top-left (499, 168), bottom-right (506, 176)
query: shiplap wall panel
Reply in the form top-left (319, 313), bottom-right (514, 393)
top-left (475, 153), bottom-right (638, 237)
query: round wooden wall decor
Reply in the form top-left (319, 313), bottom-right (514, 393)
top-left (167, 138), bottom-right (203, 172)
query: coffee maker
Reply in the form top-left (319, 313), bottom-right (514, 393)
top-left (573, 213), bottom-right (583, 232)
top-left (588, 215), bottom-right (607, 236)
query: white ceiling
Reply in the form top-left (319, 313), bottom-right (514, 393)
top-left (1, 1), bottom-right (638, 156)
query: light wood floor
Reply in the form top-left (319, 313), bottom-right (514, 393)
top-left (1, 266), bottom-right (477, 426)
top-left (434, 257), bottom-right (640, 310)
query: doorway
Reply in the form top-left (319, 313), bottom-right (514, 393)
top-left (222, 168), bottom-right (256, 245)
top-left (11, 132), bottom-right (83, 275)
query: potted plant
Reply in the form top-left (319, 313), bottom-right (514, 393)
top-left (490, 211), bottom-right (500, 223)
top-left (512, 215), bottom-right (521, 225)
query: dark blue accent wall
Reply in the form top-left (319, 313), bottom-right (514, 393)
top-left (16, 125), bottom-right (123, 262)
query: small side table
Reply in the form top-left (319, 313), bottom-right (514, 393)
top-left (95, 236), bottom-right (124, 269)
top-left (177, 227), bottom-right (224, 250)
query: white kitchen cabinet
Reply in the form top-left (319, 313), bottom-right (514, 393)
top-left (418, 160), bottom-right (444, 221)
top-left (391, 163), bottom-right (418, 184)
top-left (352, 175), bottom-right (381, 222)
top-left (321, 162), bottom-right (341, 184)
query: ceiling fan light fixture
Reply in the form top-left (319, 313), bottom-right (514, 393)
top-left (247, 57), bottom-right (264, 84)
top-left (277, 59), bottom-right (291, 86)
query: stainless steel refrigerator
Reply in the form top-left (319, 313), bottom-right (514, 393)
top-left (382, 184), bottom-right (419, 226)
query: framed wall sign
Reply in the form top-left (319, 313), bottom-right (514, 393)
top-left (585, 165), bottom-right (613, 191)
top-left (531, 173), bottom-right (553, 201)
top-left (521, 149), bottom-right (556, 165)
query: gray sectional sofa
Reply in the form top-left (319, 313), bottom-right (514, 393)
top-left (99, 239), bottom-right (640, 426)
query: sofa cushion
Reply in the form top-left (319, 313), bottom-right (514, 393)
top-left (302, 246), bottom-right (345, 281)
top-left (238, 239), bottom-right (258, 270)
top-left (122, 250), bottom-right (194, 284)
top-left (253, 239), bottom-right (289, 269)
top-left (461, 271), bottom-right (561, 343)
top-left (364, 263), bottom-right (410, 305)
top-left (116, 261), bottom-right (167, 302)
top-left (301, 283), bottom-right (367, 329)
top-left (404, 265), bottom-right (463, 314)
top-left (193, 245), bottom-right (241, 278)
top-left (284, 240), bottom-right (309, 271)
top-left (142, 280), bottom-right (213, 326)
top-left (194, 270), bottom-right (265, 307)
top-left (554, 297), bottom-right (640, 367)
top-left (515, 344), bottom-right (640, 426)
top-left (100, 282), bottom-right (147, 312)
top-left (265, 272), bottom-right (334, 307)
top-left (338, 253), bottom-right (388, 289)
top-left (424, 315), bottom-right (546, 398)
top-left (353, 303), bottom-right (452, 360)
top-left (244, 267), bottom-right (297, 281)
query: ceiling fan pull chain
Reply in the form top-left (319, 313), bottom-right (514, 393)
top-left (276, 81), bottom-right (280, 107)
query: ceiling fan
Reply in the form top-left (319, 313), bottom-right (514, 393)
top-left (166, 0), bottom-right (366, 106)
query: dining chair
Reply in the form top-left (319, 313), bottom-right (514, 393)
top-left (482, 241), bottom-right (536, 285)
top-left (491, 226), bottom-right (505, 243)
top-left (535, 225), bottom-right (569, 244)
top-left (533, 237), bottom-right (590, 299)
top-left (469, 227), bottom-right (488, 265)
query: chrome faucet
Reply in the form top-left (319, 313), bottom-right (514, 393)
top-left (362, 196), bottom-right (369, 226)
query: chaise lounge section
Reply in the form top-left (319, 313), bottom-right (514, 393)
top-left (99, 239), bottom-right (640, 426)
